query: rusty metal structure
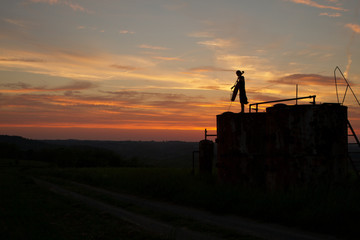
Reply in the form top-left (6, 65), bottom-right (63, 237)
top-left (249, 95), bottom-right (316, 113)
top-left (199, 139), bottom-right (214, 175)
top-left (216, 103), bottom-right (348, 190)
top-left (334, 66), bottom-right (360, 177)
top-left (195, 67), bottom-right (360, 188)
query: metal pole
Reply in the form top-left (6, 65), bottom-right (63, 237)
top-left (249, 95), bottom-right (316, 111)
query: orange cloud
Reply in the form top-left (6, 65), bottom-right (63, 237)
top-left (345, 23), bottom-right (360, 34)
top-left (152, 56), bottom-right (182, 61)
top-left (0, 81), bottom-right (95, 93)
top-left (197, 38), bottom-right (232, 48)
top-left (0, 122), bottom-right (211, 131)
top-left (110, 64), bottom-right (140, 71)
top-left (199, 86), bottom-right (221, 90)
top-left (0, 58), bottom-right (44, 63)
top-left (0, 89), bottom-right (222, 133)
top-left (188, 31), bottom-right (214, 38)
top-left (0, 49), bottom-right (155, 81)
top-left (119, 30), bottom-right (135, 34)
top-left (188, 66), bottom-right (232, 73)
top-left (0, 46), bottom-right (208, 88)
top-left (0, 126), bottom-right (205, 141)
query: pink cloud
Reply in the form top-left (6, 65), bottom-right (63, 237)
top-left (138, 44), bottom-right (169, 50)
top-left (319, 12), bottom-right (341, 17)
top-left (289, 0), bottom-right (348, 11)
top-left (30, 0), bottom-right (59, 4)
top-left (29, 0), bottom-right (92, 13)
top-left (271, 73), bottom-right (341, 86)
top-left (3, 18), bottom-right (28, 28)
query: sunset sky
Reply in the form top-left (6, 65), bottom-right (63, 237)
top-left (1, 0), bottom-right (360, 141)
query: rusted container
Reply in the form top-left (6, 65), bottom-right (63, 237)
top-left (199, 139), bottom-right (214, 175)
top-left (216, 112), bottom-right (267, 185)
top-left (266, 103), bottom-right (348, 189)
top-left (216, 104), bottom-right (348, 189)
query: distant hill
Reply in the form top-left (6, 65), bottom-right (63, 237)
top-left (0, 135), bottom-right (199, 167)
top-left (0, 135), bottom-right (50, 150)
top-left (44, 139), bottom-right (199, 167)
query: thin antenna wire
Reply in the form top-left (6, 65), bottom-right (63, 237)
top-left (334, 68), bottom-right (340, 104)
top-left (334, 66), bottom-right (360, 106)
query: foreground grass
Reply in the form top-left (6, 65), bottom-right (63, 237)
top-left (29, 165), bottom-right (360, 239)
top-left (0, 161), bottom-right (166, 240)
top-left (37, 175), bottom-right (261, 240)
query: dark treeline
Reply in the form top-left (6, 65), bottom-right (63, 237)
top-left (0, 135), bottom-right (135, 168)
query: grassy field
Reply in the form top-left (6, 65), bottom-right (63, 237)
top-left (4, 158), bottom-right (360, 239)
top-left (29, 164), bottom-right (360, 240)
top-left (0, 160), bottom-right (167, 240)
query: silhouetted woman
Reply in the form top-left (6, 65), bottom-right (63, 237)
top-left (231, 70), bottom-right (248, 113)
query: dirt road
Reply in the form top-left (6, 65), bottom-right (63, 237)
top-left (33, 178), bottom-right (339, 240)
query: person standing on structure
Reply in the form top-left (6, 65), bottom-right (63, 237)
top-left (231, 70), bottom-right (249, 113)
